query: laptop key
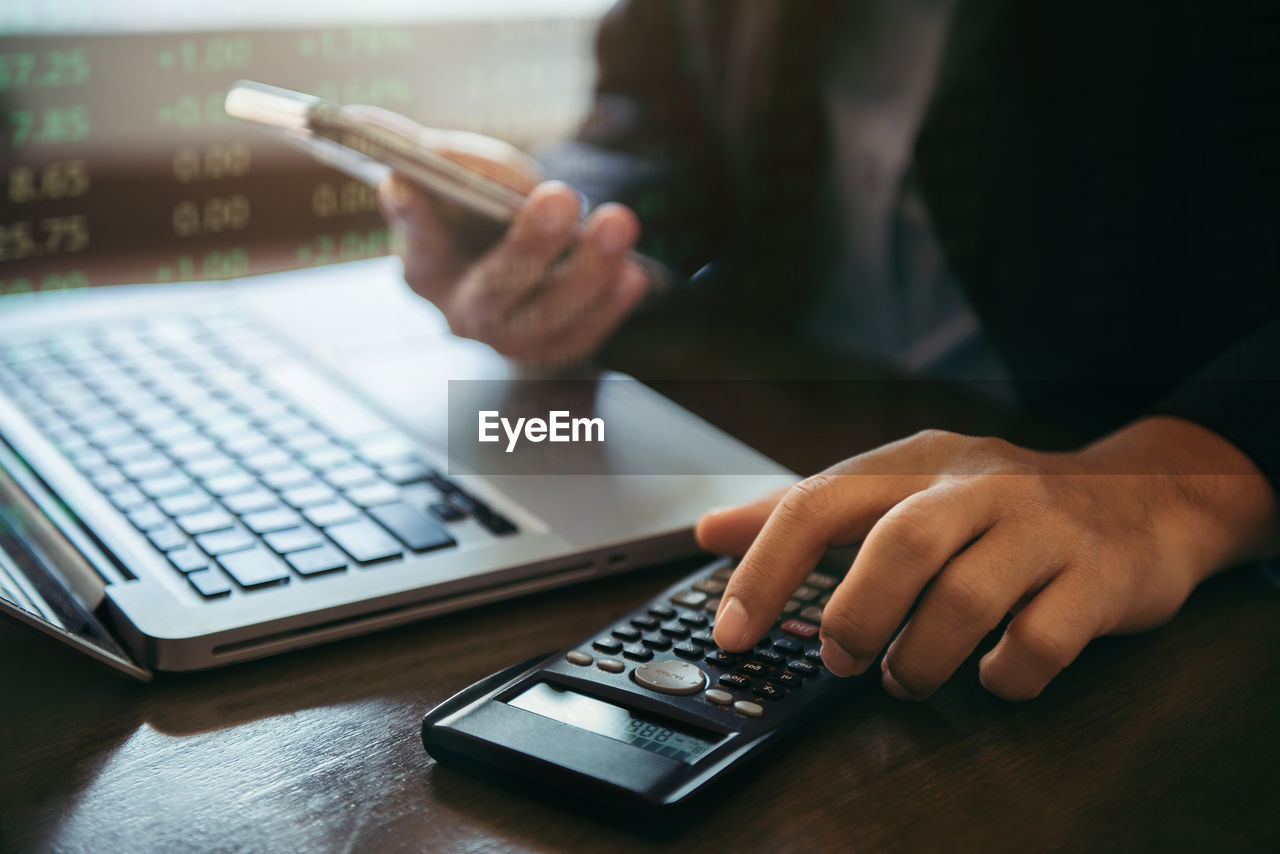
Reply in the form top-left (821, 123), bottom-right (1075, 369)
top-left (107, 484), bottom-right (149, 512)
top-left (147, 523), bottom-right (189, 552)
top-left (175, 508), bottom-right (235, 536)
top-left (195, 526), bottom-right (256, 556)
top-left (263, 526), bottom-right (324, 554)
top-left (242, 507), bottom-right (301, 534)
top-left (221, 488), bottom-right (280, 516)
top-left (369, 503), bottom-right (455, 553)
top-left (286, 544), bottom-right (348, 576)
top-left (344, 481), bottom-right (399, 509)
top-left (168, 547), bottom-right (210, 573)
top-left (203, 471), bottom-right (257, 497)
top-left (127, 503), bottom-right (169, 532)
top-left (379, 459), bottom-right (435, 486)
top-left (157, 490), bottom-right (214, 517)
top-left (429, 502), bottom-right (464, 523)
top-left (263, 465), bottom-right (317, 492)
top-left (187, 569), bottom-right (233, 598)
top-left (281, 482), bottom-right (337, 509)
top-left (302, 500), bottom-right (359, 528)
top-left (323, 463), bottom-right (379, 490)
top-left (324, 518), bottom-right (402, 564)
top-left (138, 472), bottom-right (193, 499)
top-left (218, 546), bottom-right (290, 589)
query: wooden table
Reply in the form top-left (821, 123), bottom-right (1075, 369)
top-left (2, 319), bottom-right (1278, 853)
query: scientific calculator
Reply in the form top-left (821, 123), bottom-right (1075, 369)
top-left (421, 556), bottom-right (864, 828)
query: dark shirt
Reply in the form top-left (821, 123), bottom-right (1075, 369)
top-left (540, 0), bottom-right (1280, 488)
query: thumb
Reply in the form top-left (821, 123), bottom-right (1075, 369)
top-left (695, 485), bottom-right (791, 556)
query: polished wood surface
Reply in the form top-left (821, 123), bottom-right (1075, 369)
top-left (3, 319), bottom-right (1278, 853)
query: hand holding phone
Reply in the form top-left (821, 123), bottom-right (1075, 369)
top-left (226, 81), bottom-right (657, 364)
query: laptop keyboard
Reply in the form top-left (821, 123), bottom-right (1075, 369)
top-left (0, 313), bottom-right (517, 600)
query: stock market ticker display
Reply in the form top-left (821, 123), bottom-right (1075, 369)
top-left (0, 20), bottom-right (595, 294)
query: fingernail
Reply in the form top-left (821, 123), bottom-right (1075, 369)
top-left (881, 668), bottom-right (916, 701)
top-left (820, 639), bottom-right (863, 677)
top-left (537, 193), bottom-right (576, 236)
top-left (714, 596), bottom-right (750, 650)
top-left (595, 216), bottom-right (631, 253)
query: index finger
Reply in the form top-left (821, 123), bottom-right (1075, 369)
top-left (713, 469), bottom-right (927, 652)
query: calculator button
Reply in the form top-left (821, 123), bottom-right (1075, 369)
top-left (692, 577), bottom-right (726, 595)
top-left (739, 661), bottom-right (767, 677)
top-left (799, 605), bottom-right (824, 624)
top-left (719, 673), bottom-right (751, 690)
top-left (611, 626), bottom-right (641, 642)
top-left (623, 645), bottom-right (653, 662)
top-left (781, 599), bottom-right (801, 616)
top-left (673, 643), bottom-right (703, 660)
top-left (788, 659), bottom-right (819, 677)
top-left (791, 585), bottom-right (819, 603)
top-left (597, 658), bottom-right (625, 674)
top-left (757, 683), bottom-right (785, 701)
top-left (690, 631), bottom-right (717, 647)
top-left (648, 605), bottom-right (677, 620)
top-left (592, 638), bottom-right (623, 655)
top-left (733, 700), bottom-right (764, 718)
top-left (632, 659), bottom-right (707, 696)
top-left (781, 619), bottom-right (819, 640)
top-left (678, 612), bottom-right (708, 628)
top-left (803, 647), bottom-right (825, 664)
top-left (704, 597), bottom-right (721, 614)
top-left (705, 650), bottom-right (736, 667)
top-left (565, 651), bottom-right (593, 666)
top-left (704, 689), bottom-right (733, 705)
top-left (641, 634), bottom-right (672, 651)
top-left (659, 623), bottom-right (690, 639)
top-left (819, 593), bottom-right (832, 606)
top-left (630, 615), bottom-right (659, 631)
top-left (755, 649), bottom-right (783, 666)
top-left (670, 589), bottom-right (707, 609)
top-left (772, 638), bottom-right (799, 654)
top-left (710, 565), bottom-right (735, 582)
top-left (807, 572), bottom-right (839, 590)
top-left (775, 672), bottom-right (802, 688)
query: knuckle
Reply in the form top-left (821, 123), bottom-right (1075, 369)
top-left (907, 428), bottom-right (958, 449)
top-left (776, 474), bottom-right (839, 526)
top-left (871, 503), bottom-right (936, 566)
top-left (930, 572), bottom-right (996, 626)
top-left (1006, 619), bottom-right (1076, 671)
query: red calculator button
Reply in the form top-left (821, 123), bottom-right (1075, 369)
top-left (781, 619), bottom-right (819, 639)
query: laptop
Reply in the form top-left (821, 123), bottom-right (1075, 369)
top-left (0, 257), bottom-right (795, 679)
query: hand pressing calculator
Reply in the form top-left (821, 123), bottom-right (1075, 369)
top-left (421, 556), bottom-right (864, 828)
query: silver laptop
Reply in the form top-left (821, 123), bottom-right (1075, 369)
top-left (0, 258), bottom-right (795, 679)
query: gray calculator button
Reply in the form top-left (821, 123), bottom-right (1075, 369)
top-left (781, 599), bottom-right (801, 616)
top-left (806, 572), bottom-right (839, 590)
top-left (633, 660), bottom-right (707, 696)
top-left (791, 584), bottom-right (819, 602)
top-left (710, 565), bottom-right (735, 582)
top-left (597, 658), bottom-right (625, 673)
top-left (799, 605), bottom-right (824, 624)
top-left (565, 651), bottom-right (593, 666)
top-left (733, 700), bottom-right (764, 718)
top-left (705, 597), bottom-right (721, 614)
top-left (670, 589), bottom-right (708, 609)
top-left (692, 577), bottom-right (726, 595)
top-left (704, 689), bottom-right (733, 705)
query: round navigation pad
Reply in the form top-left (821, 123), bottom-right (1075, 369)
top-left (632, 659), bottom-right (707, 695)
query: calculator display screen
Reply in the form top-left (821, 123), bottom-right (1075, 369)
top-left (510, 682), bottom-right (721, 764)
